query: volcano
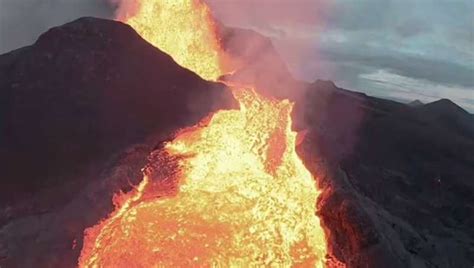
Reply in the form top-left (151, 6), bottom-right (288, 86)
top-left (79, 1), bottom-right (330, 266)
top-left (0, 2), bottom-right (473, 268)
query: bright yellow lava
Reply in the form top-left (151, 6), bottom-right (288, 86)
top-left (79, 0), bottom-right (329, 267)
top-left (125, 0), bottom-right (224, 80)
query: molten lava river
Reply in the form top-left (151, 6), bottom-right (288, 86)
top-left (79, 0), bottom-right (330, 267)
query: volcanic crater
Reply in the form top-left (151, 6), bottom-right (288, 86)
top-left (0, 1), bottom-right (473, 268)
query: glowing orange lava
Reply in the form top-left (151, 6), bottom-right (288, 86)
top-left (79, 0), bottom-right (329, 267)
top-left (122, 0), bottom-right (227, 80)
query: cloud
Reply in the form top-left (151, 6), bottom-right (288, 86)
top-left (360, 69), bottom-right (474, 111)
top-left (317, 42), bottom-right (474, 88)
top-left (207, 0), bottom-right (329, 31)
top-left (395, 19), bottom-right (432, 38)
top-left (0, 0), bottom-right (113, 54)
top-left (207, 0), bottom-right (473, 111)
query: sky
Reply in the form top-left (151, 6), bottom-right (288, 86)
top-left (0, 0), bottom-right (473, 111)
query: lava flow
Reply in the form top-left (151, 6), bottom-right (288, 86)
top-left (79, 0), bottom-right (329, 267)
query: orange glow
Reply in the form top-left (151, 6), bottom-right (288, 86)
top-left (123, 0), bottom-right (226, 80)
top-left (79, 0), bottom-right (331, 267)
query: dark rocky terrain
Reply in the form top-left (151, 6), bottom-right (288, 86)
top-left (0, 17), bottom-right (473, 267)
top-left (299, 81), bottom-right (474, 267)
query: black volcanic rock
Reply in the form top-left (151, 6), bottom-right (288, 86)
top-left (0, 17), bottom-right (235, 204)
top-left (299, 81), bottom-right (474, 267)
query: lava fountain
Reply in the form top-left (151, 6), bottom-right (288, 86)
top-left (79, 0), bottom-right (330, 267)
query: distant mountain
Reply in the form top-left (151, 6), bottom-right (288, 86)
top-left (414, 99), bottom-right (474, 138)
top-left (408, 99), bottom-right (423, 107)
